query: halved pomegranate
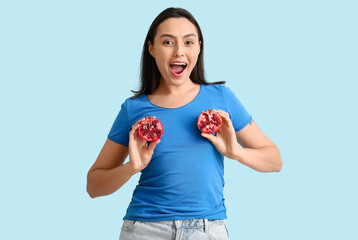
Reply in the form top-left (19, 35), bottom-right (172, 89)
top-left (138, 116), bottom-right (164, 141)
top-left (197, 109), bottom-right (222, 134)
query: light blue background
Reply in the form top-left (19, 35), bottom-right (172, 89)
top-left (1, 0), bottom-right (357, 239)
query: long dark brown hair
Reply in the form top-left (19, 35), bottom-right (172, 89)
top-left (131, 7), bottom-right (225, 99)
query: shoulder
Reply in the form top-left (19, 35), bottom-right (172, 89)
top-left (200, 83), bottom-right (238, 101)
top-left (200, 83), bottom-right (227, 95)
top-left (201, 83), bottom-right (225, 90)
top-left (122, 94), bottom-right (147, 108)
top-left (119, 94), bottom-right (154, 121)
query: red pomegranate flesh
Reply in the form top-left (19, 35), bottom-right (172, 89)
top-left (197, 109), bottom-right (222, 134)
top-left (138, 116), bottom-right (164, 141)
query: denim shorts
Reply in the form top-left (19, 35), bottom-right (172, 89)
top-left (119, 218), bottom-right (229, 240)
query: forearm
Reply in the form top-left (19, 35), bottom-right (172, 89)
top-left (233, 145), bottom-right (282, 172)
top-left (86, 162), bottom-right (135, 198)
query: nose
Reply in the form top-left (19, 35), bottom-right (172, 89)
top-left (174, 44), bottom-right (184, 57)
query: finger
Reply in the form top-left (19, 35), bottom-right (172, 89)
top-left (207, 109), bottom-right (230, 123)
top-left (147, 139), bottom-right (161, 153)
top-left (201, 132), bottom-right (216, 143)
top-left (129, 124), bottom-right (140, 141)
top-left (130, 123), bottom-right (140, 133)
top-left (129, 117), bottom-right (147, 139)
top-left (131, 117), bottom-right (146, 131)
top-left (130, 127), bottom-right (147, 147)
top-left (213, 110), bottom-right (230, 121)
top-left (214, 109), bottom-right (230, 118)
top-left (214, 111), bottom-right (233, 127)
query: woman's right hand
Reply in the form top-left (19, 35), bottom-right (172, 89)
top-left (128, 117), bottom-right (161, 174)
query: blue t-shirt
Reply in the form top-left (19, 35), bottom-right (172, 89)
top-left (108, 84), bottom-right (252, 221)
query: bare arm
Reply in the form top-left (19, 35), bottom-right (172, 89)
top-left (201, 110), bottom-right (282, 173)
top-left (86, 117), bottom-right (161, 198)
top-left (234, 119), bottom-right (282, 172)
top-left (86, 138), bottom-right (133, 198)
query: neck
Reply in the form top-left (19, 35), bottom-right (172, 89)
top-left (154, 77), bottom-right (198, 96)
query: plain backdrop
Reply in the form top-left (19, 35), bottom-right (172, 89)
top-left (1, 0), bottom-right (357, 239)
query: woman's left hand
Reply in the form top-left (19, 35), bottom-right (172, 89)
top-left (201, 110), bottom-right (239, 159)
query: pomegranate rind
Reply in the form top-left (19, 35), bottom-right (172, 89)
top-left (138, 117), bottom-right (164, 142)
top-left (197, 110), bottom-right (222, 134)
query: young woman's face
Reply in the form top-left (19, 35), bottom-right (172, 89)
top-left (148, 17), bottom-right (201, 86)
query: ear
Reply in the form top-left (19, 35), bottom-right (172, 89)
top-left (148, 41), bottom-right (155, 58)
top-left (198, 41), bottom-right (202, 55)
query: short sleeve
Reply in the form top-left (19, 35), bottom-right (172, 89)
top-left (222, 86), bottom-right (252, 132)
top-left (107, 101), bottom-right (130, 146)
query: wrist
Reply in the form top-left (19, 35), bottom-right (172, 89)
top-left (231, 145), bottom-right (244, 162)
top-left (124, 161), bottom-right (139, 175)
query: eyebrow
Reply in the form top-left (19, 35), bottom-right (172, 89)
top-left (159, 33), bottom-right (197, 39)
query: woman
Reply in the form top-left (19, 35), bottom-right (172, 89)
top-left (87, 7), bottom-right (282, 240)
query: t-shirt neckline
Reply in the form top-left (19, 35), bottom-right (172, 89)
top-left (145, 85), bottom-right (202, 110)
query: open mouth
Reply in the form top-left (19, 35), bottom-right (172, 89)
top-left (169, 62), bottom-right (187, 77)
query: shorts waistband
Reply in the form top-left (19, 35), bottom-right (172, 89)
top-left (122, 218), bottom-right (228, 237)
top-left (127, 218), bottom-right (225, 231)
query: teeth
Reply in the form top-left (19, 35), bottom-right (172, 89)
top-left (170, 62), bottom-right (187, 66)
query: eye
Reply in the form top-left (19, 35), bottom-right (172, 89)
top-left (164, 40), bottom-right (173, 45)
top-left (186, 41), bottom-right (194, 45)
